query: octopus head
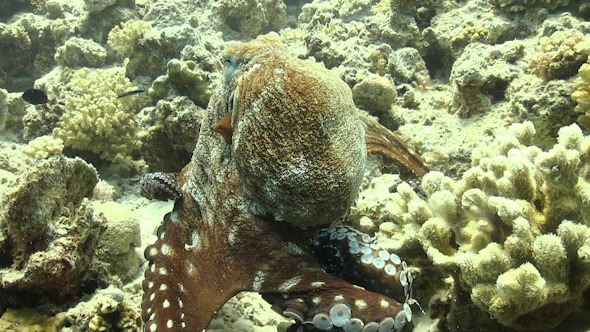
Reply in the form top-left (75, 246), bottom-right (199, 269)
top-left (221, 34), bottom-right (367, 229)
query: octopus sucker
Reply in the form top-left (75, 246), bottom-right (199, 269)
top-left (142, 33), bottom-right (423, 332)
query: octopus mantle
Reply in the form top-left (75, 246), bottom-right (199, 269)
top-left (141, 35), bottom-right (423, 332)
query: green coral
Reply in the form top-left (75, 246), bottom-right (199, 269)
top-left (364, 121), bottom-right (590, 330)
top-left (53, 67), bottom-right (141, 161)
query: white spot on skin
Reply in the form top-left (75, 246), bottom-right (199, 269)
top-left (179, 284), bottom-right (185, 292)
top-left (185, 231), bottom-right (201, 250)
top-left (287, 242), bottom-right (304, 255)
top-left (159, 267), bottom-right (168, 275)
top-left (179, 299), bottom-right (184, 308)
top-left (150, 264), bottom-right (156, 273)
top-left (334, 295), bottom-right (344, 301)
top-left (149, 323), bottom-right (157, 332)
top-left (187, 263), bottom-right (196, 275)
top-left (161, 244), bottom-right (173, 256)
top-left (355, 299), bottom-right (367, 310)
top-left (167, 319), bottom-right (174, 328)
top-left (169, 211), bottom-right (178, 222)
top-left (150, 293), bottom-right (155, 301)
top-left (311, 281), bottom-right (325, 288)
top-left (380, 299), bottom-right (390, 308)
top-left (228, 227), bottom-right (237, 246)
top-left (148, 282), bottom-right (154, 289)
top-left (163, 299), bottom-right (170, 308)
top-left (149, 313), bottom-right (155, 321)
top-left (253, 270), bottom-right (266, 292)
top-left (159, 284), bottom-right (167, 291)
top-left (149, 247), bottom-right (158, 257)
top-left (279, 276), bottom-right (302, 292)
top-left (160, 231), bottom-right (166, 240)
top-left (312, 296), bottom-right (322, 305)
top-left (182, 322), bottom-right (186, 328)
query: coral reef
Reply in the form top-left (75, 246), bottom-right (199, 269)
top-left (530, 30), bottom-right (589, 80)
top-left (107, 19), bottom-right (152, 56)
top-left (93, 201), bottom-right (141, 283)
top-left (64, 286), bottom-right (141, 331)
top-left (138, 96), bottom-right (204, 172)
top-left (352, 75), bottom-right (397, 114)
top-left (53, 67), bottom-right (142, 161)
top-left (54, 37), bottom-right (107, 68)
top-left (364, 122), bottom-right (590, 330)
top-left (23, 135), bottom-right (64, 159)
top-left (212, 0), bottom-right (286, 37)
top-left (148, 59), bottom-right (212, 108)
top-left (449, 42), bottom-right (523, 117)
top-left (573, 60), bottom-right (590, 127)
top-left (490, 0), bottom-right (570, 12)
top-left (0, 156), bottom-right (103, 296)
top-left (0, 309), bottom-right (66, 332)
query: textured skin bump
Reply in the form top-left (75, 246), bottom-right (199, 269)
top-left (225, 35), bottom-right (367, 228)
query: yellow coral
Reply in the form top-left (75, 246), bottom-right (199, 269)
top-left (107, 19), bottom-right (151, 55)
top-left (23, 135), bottom-right (64, 159)
top-left (53, 67), bottom-right (140, 161)
top-left (573, 63), bottom-right (590, 128)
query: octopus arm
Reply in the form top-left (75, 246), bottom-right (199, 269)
top-left (142, 206), bottom-right (249, 332)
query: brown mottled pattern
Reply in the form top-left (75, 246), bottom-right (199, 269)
top-left (142, 34), bottom-right (415, 332)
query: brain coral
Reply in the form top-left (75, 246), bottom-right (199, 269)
top-left (366, 121), bottom-right (590, 330)
top-left (53, 67), bottom-right (141, 161)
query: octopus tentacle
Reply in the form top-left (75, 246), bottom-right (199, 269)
top-left (140, 172), bottom-right (182, 201)
top-left (360, 112), bottom-right (429, 178)
top-left (142, 201), bottom-right (249, 332)
top-left (309, 226), bottom-right (413, 304)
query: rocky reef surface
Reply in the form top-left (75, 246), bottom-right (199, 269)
top-left (0, 0), bottom-right (590, 331)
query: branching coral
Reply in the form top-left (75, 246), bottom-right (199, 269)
top-left (53, 67), bottom-right (141, 161)
top-left (23, 135), bottom-right (64, 159)
top-left (359, 121), bottom-right (590, 330)
top-left (107, 19), bottom-right (152, 56)
top-left (573, 61), bottom-right (590, 128)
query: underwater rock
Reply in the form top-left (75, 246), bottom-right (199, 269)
top-left (0, 156), bottom-right (104, 296)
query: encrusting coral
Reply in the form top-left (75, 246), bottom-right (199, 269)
top-left (65, 286), bottom-right (141, 332)
top-left (53, 67), bottom-right (142, 161)
top-left (489, 0), bottom-right (570, 12)
top-left (364, 121), bottom-right (590, 330)
top-left (148, 59), bottom-right (212, 108)
top-left (0, 156), bottom-right (104, 296)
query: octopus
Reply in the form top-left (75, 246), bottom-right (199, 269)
top-left (140, 34), bottom-right (429, 332)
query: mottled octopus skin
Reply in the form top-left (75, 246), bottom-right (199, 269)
top-left (142, 35), bottom-right (415, 332)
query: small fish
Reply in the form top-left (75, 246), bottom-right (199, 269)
top-left (22, 88), bottom-right (49, 105)
top-left (117, 89), bottom-right (145, 98)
